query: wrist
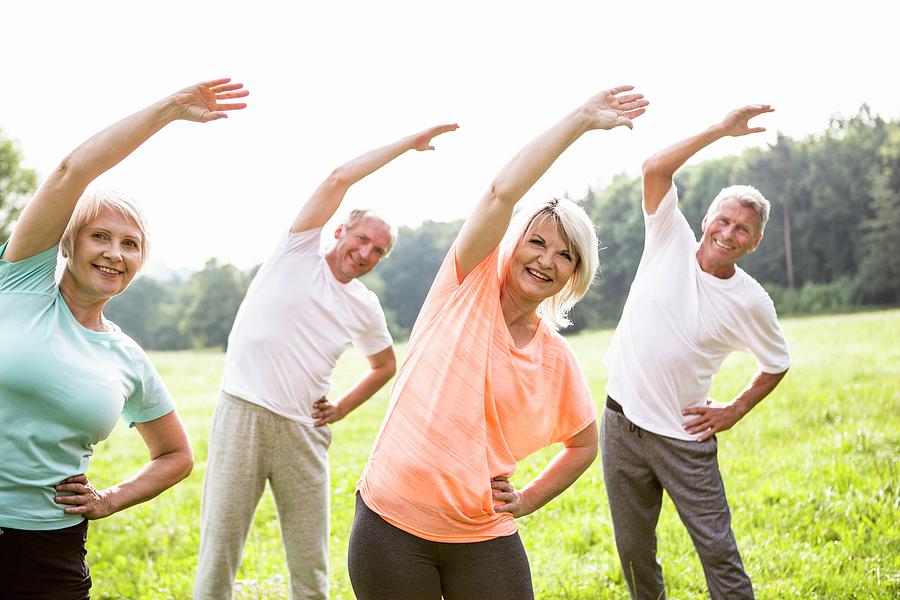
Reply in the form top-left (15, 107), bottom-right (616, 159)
top-left (157, 96), bottom-right (182, 125)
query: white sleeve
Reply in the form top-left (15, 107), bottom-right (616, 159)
top-left (353, 293), bottom-right (394, 356)
top-left (742, 295), bottom-right (791, 373)
top-left (642, 184), bottom-right (697, 259)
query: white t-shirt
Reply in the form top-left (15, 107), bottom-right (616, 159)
top-left (604, 185), bottom-right (791, 440)
top-left (222, 228), bottom-right (392, 425)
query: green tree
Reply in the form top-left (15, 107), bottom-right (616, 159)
top-left (857, 125), bottom-right (900, 303)
top-left (180, 259), bottom-right (250, 350)
top-left (366, 219), bottom-right (461, 339)
top-left (0, 129), bottom-right (39, 243)
top-left (105, 276), bottom-right (175, 348)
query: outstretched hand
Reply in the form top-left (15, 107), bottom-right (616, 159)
top-left (171, 77), bottom-right (249, 123)
top-left (412, 123), bottom-right (459, 151)
top-left (718, 104), bottom-right (774, 137)
top-left (582, 85), bottom-right (649, 131)
top-left (54, 474), bottom-right (113, 520)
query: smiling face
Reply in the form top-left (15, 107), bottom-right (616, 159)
top-left (324, 216), bottom-right (393, 283)
top-left (697, 198), bottom-right (763, 278)
top-left (504, 214), bottom-right (579, 305)
top-left (61, 206), bottom-right (144, 302)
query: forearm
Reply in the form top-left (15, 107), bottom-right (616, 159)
top-left (292, 134), bottom-right (417, 232)
top-left (103, 448), bottom-right (193, 515)
top-left (643, 122), bottom-right (727, 179)
top-left (10, 97), bottom-right (179, 257)
top-left (335, 364), bottom-right (395, 417)
top-left (731, 369), bottom-right (788, 418)
top-left (491, 107), bottom-right (593, 208)
top-left (334, 134), bottom-right (419, 186)
top-left (520, 443), bottom-right (597, 515)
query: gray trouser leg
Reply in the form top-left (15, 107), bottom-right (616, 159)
top-left (602, 406), bottom-right (754, 600)
top-left (269, 417), bottom-right (332, 600)
top-left (655, 435), bottom-right (754, 600)
top-left (602, 408), bottom-right (667, 600)
top-left (194, 393), bottom-right (270, 600)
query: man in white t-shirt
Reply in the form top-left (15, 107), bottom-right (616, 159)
top-left (602, 105), bottom-right (791, 600)
top-left (194, 124), bottom-right (457, 600)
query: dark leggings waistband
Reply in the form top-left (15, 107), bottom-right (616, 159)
top-left (606, 395), bottom-right (624, 414)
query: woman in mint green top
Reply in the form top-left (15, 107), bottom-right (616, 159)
top-left (0, 78), bottom-right (248, 598)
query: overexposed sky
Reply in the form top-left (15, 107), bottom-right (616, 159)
top-left (2, 0), bottom-right (897, 272)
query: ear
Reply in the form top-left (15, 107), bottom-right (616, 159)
top-left (700, 215), bottom-right (708, 233)
top-left (334, 225), bottom-right (344, 240)
top-left (749, 233), bottom-right (763, 253)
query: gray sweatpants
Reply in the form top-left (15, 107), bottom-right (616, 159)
top-left (601, 406), bottom-right (754, 600)
top-left (194, 392), bottom-right (333, 600)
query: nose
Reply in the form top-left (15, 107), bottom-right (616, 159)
top-left (358, 244), bottom-right (372, 261)
top-left (536, 250), bottom-right (554, 269)
top-left (102, 243), bottom-right (123, 261)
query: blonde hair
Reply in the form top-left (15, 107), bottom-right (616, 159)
top-left (60, 189), bottom-right (150, 270)
top-left (498, 197), bottom-right (599, 330)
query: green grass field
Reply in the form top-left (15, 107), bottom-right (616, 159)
top-left (84, 310), bottom-right (900, 599)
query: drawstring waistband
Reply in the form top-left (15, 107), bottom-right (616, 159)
top-left (606, 396), bottom-right (643, 438)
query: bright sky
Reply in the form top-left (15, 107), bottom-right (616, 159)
top-left (2, 1), bottom-right (897, 273)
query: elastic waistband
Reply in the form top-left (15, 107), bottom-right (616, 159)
top-left (605, 395), bottom-right (624, 414)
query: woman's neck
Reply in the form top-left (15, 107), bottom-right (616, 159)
top-left (59, 272), bottom-right (110, 332)
top-left (500, 286), bottom-right (541, 347)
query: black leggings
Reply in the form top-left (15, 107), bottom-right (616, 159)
top-left (348, 494), bottom-right (534, 600)
top-left (0, 520), bottom-right (91, 599)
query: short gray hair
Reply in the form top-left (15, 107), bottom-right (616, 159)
top-left (342, 209), bottom-right (398, 256)
top-left (498, 197), bottom-right (599, 331)
top-left (705, 185), bottom-right (770, 235)
top-left (60, 189), bottom-right (150, 270)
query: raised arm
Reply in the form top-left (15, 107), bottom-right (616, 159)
top-left (4, 78), bottom-right (248, 263)
top-left (642, 104), bottom-right (773, 215)
top-left (455, 86), bottom-right (647, 280)
top-left (290, 124), bottom-right (458, 233)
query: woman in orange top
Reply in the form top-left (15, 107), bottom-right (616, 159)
top-left (350, 85), bottom-right (648, 599)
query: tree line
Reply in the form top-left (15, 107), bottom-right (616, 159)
top-left (2, 106), bottom-right (898, 349)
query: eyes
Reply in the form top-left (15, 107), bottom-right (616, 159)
top-left (89, 231), bottom-right (141, 250)
top-left (356, 234), bottom-right (387, 256)
top-left (528, 238), bottom-right (574, 262)
top-left (715, 217), bottom-right (751, 235)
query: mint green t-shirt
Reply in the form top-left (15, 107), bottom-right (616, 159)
top-left (0, 242), bottom-right (175, 530)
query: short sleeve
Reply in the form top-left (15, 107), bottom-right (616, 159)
top-left (548, 340), bottom-right (598, 444)
top-left (122, 345), bottom-right (176, 426)
top-left (742, 294), bottom-right (791, 374)
top-left (283, 228), bottom-right (324, 256)
top-left (353, 293), bottom-right (394, 357)
top-left (641, 184), bottom-right (697, 263)
top-left (0, 242), bottom-right (59, 294)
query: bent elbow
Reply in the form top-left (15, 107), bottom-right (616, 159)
top-left (325, 167), bottom-right (352, 189)
top-left (177, 449), bottom-right (195, 483)
top-left (641, 156), bottom-right (662, 178)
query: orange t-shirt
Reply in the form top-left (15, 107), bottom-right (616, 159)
top-left (358, 244), bottom-right (597, 542)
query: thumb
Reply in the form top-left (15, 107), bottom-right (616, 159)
top-left (616, 116), bottom-right (634, 130)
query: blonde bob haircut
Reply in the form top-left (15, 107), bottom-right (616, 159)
top-left (498, 197), bottom-right (599, 331)
top-left (60, 189), bottom-right (150, 271)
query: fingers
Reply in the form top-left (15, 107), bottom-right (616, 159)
top-left (431, 123), bottom-right (459, 135)
top-left (59, 474), bottom-right (88, 485)
top-left (606, 84), bottom-right (635, 95)
top-left (615, 96), bottom-right (649, 112)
